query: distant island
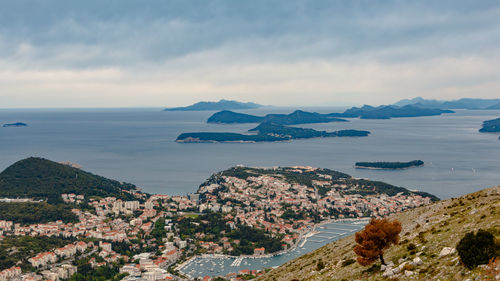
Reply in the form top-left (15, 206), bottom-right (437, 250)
top-left (3, 122), bottom-right (27, 127)
top-left (486, 102), bottom-right (500, 109)
top-left (328, 105), bottom-right (454, 119)
top-left (176, 122), bottom-right (370, 143)
top-left (207, 105), bottom-right (453, 124)
top-left (479, 117), bottom-right (500, 133)
top-left (164, 99), bottom-right (261, 111)
top-left (355, 160), bottom-right (424, 170)
top-left (207, 110), bottom-right (347, 125)
top-left (393, 97), bottom-right (500, 110)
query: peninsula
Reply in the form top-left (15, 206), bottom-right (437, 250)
top-left (355, 160), bottom-right (424, 170)
top-left (176, 122), bottom-right (370, 143)
top-left (479, 117), bottom-right (500, 133)
top-left (2, 122), bottom-right (27, 127)
top-left (207, 110), bottom-right (347, 125)
top-left (164, 99), bottom-right (261, 111)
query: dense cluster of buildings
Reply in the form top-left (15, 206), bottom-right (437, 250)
top-left (196, 166), bottom-right (433, 251)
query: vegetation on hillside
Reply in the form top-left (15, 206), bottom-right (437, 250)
top-left (0, 157), bottom-right (136, 201)
top-left (175, 212), bottom-right (283, 255)
top-left (0, 236), bottom-right (75, 271)
top-left (456, 229), bottom-right (497, 269)
top-left (354, 218), bottom-right (402, 265)
top-left (257, 186), bottom-right (500, 281)
top-left (0, 202), bottom-right (78, 224)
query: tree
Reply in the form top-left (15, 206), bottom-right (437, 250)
top-left (353, 218), bottom-right (402, 266)
top-left (456, 229), bottom-right (495, 269)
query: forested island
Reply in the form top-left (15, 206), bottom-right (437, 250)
top-left (479, 117), bottom-right (500, 133)
top-left (355, 160), bottom-right (424, 169)
top-left (2, 122), bottom-right (27, 127)
top-left (207, 110), bottom-right (347, 125)
top-left (206, 105), bottom-right (453, 125)
top-left (176, 122), bottom-right (370, 143)
top-left (164, 99), bottom-right (261, 111)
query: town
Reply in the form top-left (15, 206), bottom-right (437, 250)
top-left (0, 166), bottom-right (436, 281)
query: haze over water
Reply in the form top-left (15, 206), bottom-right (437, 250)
top-left (1, 107), bottom-right (499, 199)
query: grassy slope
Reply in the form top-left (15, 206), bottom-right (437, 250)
top-left (258, 186), bottom-right (500, 281)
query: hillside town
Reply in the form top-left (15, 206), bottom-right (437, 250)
top-left (0, 166), bottom-right (435, 281)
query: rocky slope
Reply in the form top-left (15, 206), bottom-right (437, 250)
top-left (257, 186), bottom-right (500, 281)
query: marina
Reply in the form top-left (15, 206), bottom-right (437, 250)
top-left (178, 219), bottom-right (368, 278)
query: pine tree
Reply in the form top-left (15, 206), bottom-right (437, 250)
top-left (353, 218), bottom-right (402, 266)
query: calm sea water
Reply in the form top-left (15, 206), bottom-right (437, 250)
top-left (0, 107), bottom-right (499, 199)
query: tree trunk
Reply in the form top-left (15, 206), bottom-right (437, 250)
top-left (379, 254), bottom-right (386, 265)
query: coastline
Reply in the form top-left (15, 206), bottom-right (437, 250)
top-left (175, 217), bottom-right (370, 276)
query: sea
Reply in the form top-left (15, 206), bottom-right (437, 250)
top-left (1, 106), bottom-right (499, 277)
top-left (1, 107), bottom-right (498, 199)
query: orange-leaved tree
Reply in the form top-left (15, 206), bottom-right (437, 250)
top-left (353, 218), bottom-right (402, 266)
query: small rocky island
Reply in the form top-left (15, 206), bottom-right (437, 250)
top-left (176, 122), bottom-right (370, 143)
top-left (3, 122), bottom-right (28, 127)
top-left (355, 160), bottom-right (424, 170)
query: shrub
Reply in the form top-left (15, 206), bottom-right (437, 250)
top-left (316, 259), bottom-right (325, 271)
top-left (407, 243), bottom-right (417, 251)
top-left (456, 229), bottom-right (495, 269)
top-left (342, 259), bottom-right (355, 267)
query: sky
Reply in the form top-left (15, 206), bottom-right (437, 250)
top-left (0, 0), bottom-right (499, 108)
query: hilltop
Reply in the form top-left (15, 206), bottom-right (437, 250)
top-left (164, 99), bottom-right (261, 111)
top-left (258, 186), bottom-right (500, 281)
top-left (0, 157), bottom-right (136, 201)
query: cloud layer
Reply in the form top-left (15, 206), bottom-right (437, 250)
top-left (1, 0), bottom-right (499, 107)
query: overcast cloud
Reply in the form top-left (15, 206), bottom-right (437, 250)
top-left (1, 0), bottom-right (499, 107)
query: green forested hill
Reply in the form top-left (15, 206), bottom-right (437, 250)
top-left (0, 157), bottom-right (136, 201)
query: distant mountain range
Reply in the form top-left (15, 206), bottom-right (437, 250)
top-left (394, 97), bottom-right (500, 110)
top-left (164, 99), bottom-right (262, 111)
